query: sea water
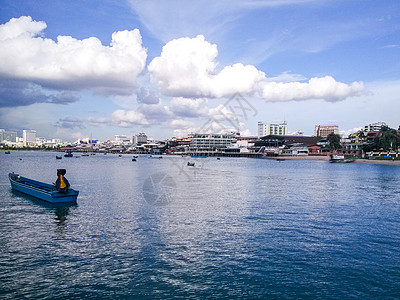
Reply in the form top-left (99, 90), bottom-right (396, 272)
top-left (0, 151), bottom-right (399, 299)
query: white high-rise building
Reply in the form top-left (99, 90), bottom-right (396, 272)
top-left (0, 129), bottom-right (17, 142)
top-left (364, 122), bottom-right (386, 132)
top-left (23, 130), bottom-right (36, 147)
top-left (258, 122), bottom-right (287, 138)
top-left (133, 133), bottom-right (147, 146)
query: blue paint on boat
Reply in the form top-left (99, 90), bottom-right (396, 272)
top-left (9, 173), bottom-right (79, 203)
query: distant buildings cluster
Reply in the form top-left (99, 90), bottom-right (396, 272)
top-left (1, 121), bottom-right (399, 159)
top-left (0, 129), bottom-right (64, 148)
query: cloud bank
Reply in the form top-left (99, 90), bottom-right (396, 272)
top-left (0, 16), bottom-right (147, 95)
top-left (149, 35), bottom-right (364, 101)
top-left (0, 80), bottom-right (79, 107)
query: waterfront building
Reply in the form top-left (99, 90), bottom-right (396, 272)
top-left (365, 131), bottom-right (379, 143)
top-left (115, 135), bottom-right (131, 144)
top-left (189, 133), bottom-right (235, 151)
top-left (228, 138), bottom-right (257, 154)
top-left (290, 145), bottom-right (309, 156)
top-left (253, 135), bottom-right (319, 155)
top-left (343, 142), bottom-right (364, 156)
top-left (166, 137), bottom-right (191, 153)
top-left (52, 139), bottom-right (62, 144)
top-left (314, 125), bottom-right (339, 138)
top-left (348, 132), bottom-right (366, 144)
top-left (35, 137), bottom-right (46, 146)
top-left (364, 122), bottom-right (386, 132)
top-left (0, 129), bottom-right (17, 143)
top-left (133, 133), bottom-right (148, 146)
top-left (23, 130), bottom-right (36, 147)
top-left (258, 122), bottom-right (287, 138)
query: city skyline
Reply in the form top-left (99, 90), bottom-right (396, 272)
top-left (0, 0), bottom-right (399, 141)
top-left (1, 119), bottom-right (395, 145)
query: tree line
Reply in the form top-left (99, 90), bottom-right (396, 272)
top-left (325, 125), bottom-right (400, 152)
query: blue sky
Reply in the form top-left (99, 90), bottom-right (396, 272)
top-left (0, 0), bottom-right (399, 141)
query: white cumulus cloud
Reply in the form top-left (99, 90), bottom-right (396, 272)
top-left (148, 35), bottom-right (265, 98)
top-left (170, 119), bottom-right (195, 129)
top-left (0, 16), bottom-right (147, 95)
top-left (149, 35), bottom-right (364, 102)
top-left (170, 97), bottom-right (210, 117)
top-left (111, 109), bottom-right (149, 127)
top-left (262, 76), bottom-right (364, 102)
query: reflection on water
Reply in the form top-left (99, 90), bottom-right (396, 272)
top-left (10, 189), bottom-right (77, 236)
top-left (0, 152), bottom-right (399, 299)
top-left (53, 205), bottom-right (76, 235)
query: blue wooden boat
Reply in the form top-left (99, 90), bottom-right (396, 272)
top-left (9, 173), bottom-right (79, 203)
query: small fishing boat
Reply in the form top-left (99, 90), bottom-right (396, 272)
top-left (56, 156), bottom-right (62, 159)
top-left (132, 158), bottom-right (136, 161)
top-left (9, 173), bottom-right (79, 203)
top-left (329, 155), bottom-right (355, 163)
top-left (5, 151), bottom-right (11, 154)
top-left (64, 151), bottom-right (73, 157)
top-left (187, 162), bottom-right (195, 166)
top-left (276, 158), bottom-right (285, 161)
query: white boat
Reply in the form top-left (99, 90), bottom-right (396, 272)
top-left (329, 155), bottom-right (355, 163)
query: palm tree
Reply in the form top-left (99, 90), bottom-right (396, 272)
top-left (378, 126), bottom-right (400, 150)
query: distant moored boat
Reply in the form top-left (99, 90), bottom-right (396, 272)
top-left (329, 155), bottom-right (355, 163)
top-left (64, 151), bottom-right (73, 157)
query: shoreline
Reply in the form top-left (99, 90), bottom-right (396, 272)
top-left (268, 156), bottom-right (400, 165)
top-left (3, 149), bottom-right (400, 165)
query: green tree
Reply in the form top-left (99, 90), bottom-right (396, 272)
top-left (327, 133), bottom-right (341, 151)
top-left (377, 126), bottom-right (400, 150)
top-left (356, 129), bottom-right (366, 141)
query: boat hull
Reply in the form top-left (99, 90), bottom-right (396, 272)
top-left (329, 155), bottom-right (355, 163)
top-left (329, 159), bottom-right (355, 163)
top-left (9, 173), bottom-right (78, 203)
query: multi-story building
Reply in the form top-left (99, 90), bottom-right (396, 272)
top-left (258, 122), bottom-right (287, 138)
top-left (189, 133), bottom-right (235, 151)
top-left (314, 125), bottom-right (339, 138)
top-left (0, 129), bottom-right (17, 142)
top-left (133, 133), bottom-right (147, 146)
top-left (35, 137), bottom-right (47, 146)
top-left (114, 135), bottom-right (131, 144)
top-left (364, 122), bottom-right (386, 132)
top-left (23, 130), bottom-right (36, 147)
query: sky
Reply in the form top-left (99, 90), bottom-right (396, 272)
top-left (0, 0), bottom-right (399, 141)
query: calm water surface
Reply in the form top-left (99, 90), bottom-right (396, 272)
top-left (0, 151), bottom-right (399, 299)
